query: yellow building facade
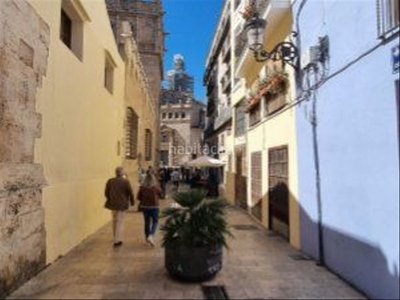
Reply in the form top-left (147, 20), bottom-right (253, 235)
top-left (120, 24), bottom-right (159, 195)
top-left (30, 0), bottom-right (158, 263)
top-left (228, 0), bottom-right (300, 248)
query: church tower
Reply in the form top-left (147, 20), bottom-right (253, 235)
top-left (106, 0), bottom-right (165, 102)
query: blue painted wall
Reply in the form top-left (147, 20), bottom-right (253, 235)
top-left (294, 1), bottom-right (399, 299)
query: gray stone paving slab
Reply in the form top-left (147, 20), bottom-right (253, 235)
top-left (8, 188), bottom-right (366, 299)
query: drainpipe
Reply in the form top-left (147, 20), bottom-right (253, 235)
top-left (311, 91), bottom-right (325, 266)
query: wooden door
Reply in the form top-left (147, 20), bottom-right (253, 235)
top-left (235, 148), bottom-right (247, 210)
top-left (268, 146), bottom-right (289, 239)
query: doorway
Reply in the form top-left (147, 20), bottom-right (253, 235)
top-left (268, 146), bottom-right (289, 239)
top-left (235, 147), bottom-right (247, 210)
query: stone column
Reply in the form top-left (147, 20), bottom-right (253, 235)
top-left (0, 0), bottom-right (49, 297)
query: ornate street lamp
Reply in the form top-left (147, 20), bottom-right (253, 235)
top-left (244, 13), bottom-right (299, 69)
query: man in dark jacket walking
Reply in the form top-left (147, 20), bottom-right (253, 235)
top-left (105, 166), bottom-right (135, 247)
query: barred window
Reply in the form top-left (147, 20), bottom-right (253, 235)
top-left (145, 129), bottom-right (152, 161)
top-left (126, 107), bottom-right (138, 159)
top-left (377, 0), bottom-right (399, 39)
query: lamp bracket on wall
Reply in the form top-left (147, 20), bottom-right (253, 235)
top-left (252, 32), bottom-right (299, 69)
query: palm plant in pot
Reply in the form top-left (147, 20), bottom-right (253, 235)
top-left (161, 189), bottom-right (232, 282)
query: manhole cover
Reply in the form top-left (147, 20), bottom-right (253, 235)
top-left (202, 285), bottom-right (229, 300)
top-left (231, 224), bottom-right (259, 231)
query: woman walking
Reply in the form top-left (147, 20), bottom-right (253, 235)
top-left (137, 173), bottom-right (162, 246)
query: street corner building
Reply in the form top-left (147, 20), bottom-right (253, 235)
top-left (204, 0), bottom-right (399, 299)
top-left (0, 0), bottom-right (163, 297)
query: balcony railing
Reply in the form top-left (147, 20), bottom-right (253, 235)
top-left (235, 0), bottom-right (291, 76)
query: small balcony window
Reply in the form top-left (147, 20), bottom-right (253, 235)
top-left (60, 10), bottom-right (72, 48)
top-left (59, 0), bottom-right (90, 61)
top-left (104, 53), bottom-right (116, 94)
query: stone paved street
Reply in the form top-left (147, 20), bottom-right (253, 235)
top-left (9, 187), bottom-right (365, 299)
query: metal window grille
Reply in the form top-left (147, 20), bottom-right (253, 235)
top-left (145, 129), bottom-right (152, 161)
top-left (377, 0), bottom-right (399, 39)
top-left (126, 108), bottom-right (138, 159)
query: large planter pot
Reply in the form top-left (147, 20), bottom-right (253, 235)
top-left (165, 244), bottom-right (223, 282)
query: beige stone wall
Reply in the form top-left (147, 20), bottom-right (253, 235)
top-left (0, 0), bottom-right (49, 296)
top-left (120, 26), bottom-right (159, 193)
top-left (0, 1), bottom-right (161, 297)
top-left (30, 0), bottom-right (126, 263)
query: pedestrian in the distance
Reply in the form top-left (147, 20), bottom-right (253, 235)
top-left (158, 168), bottom-right (167, 199)
top-left (104, 166), bottom-right (135, 247)
top-left (171, 168), bottom-right (181, 192)
top-left (137, 173), bottom-right (162, 246)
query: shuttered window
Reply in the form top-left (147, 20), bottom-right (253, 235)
top-left (126, 107), bottom-right (138, 159)
top-left (251, 152), bottom-right (263, 221)
top-left (377, 0), bottom-right (399, 39)
top-left (145, 129), bottom-right (152, 161)
top-left (265, 94), bottom-right (286, 116)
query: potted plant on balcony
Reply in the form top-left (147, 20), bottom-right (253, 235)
top-left (161, 189), bottom-right (232, 282)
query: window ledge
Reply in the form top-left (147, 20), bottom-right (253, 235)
top-left (379, 26), bottom-right (399, 42)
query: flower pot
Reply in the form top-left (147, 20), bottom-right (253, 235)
top-left (165, 244), bottom-right (223, 282)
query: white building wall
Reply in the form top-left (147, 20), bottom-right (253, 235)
top-left (294, 1), bottom-right (399, 298)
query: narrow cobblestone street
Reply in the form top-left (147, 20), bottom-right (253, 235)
top-left (8, 187), bottom-right (364, 300)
